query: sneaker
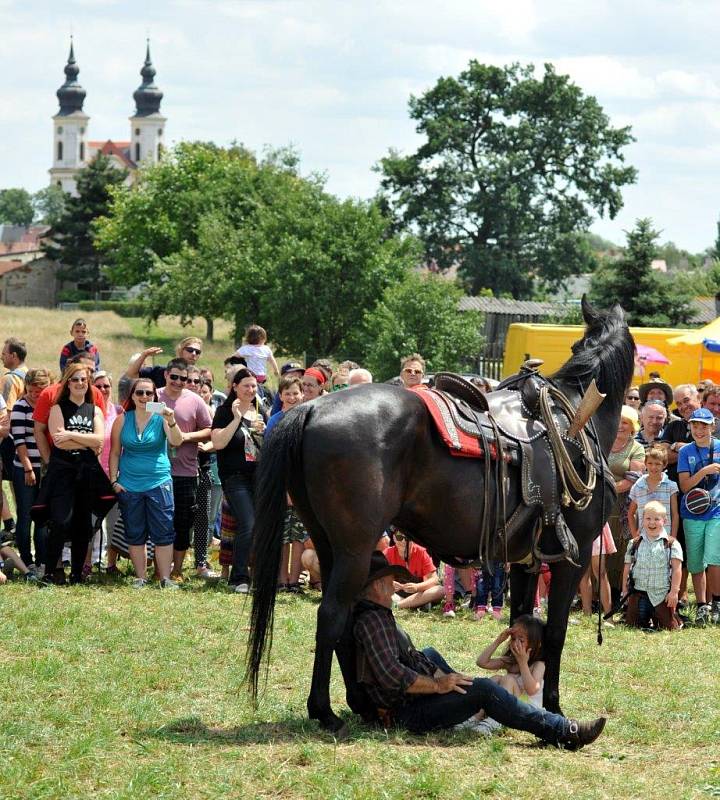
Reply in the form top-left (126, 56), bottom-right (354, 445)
top-left (234, 582), bottom-right (250, 594)
top-left (160, 577), bottom-right (179, 590)
top-left (196, 565), bottom-right (219, 579)
top-left (696, 603), bottom-right (711, 627)
top-left (474, 607), bottom-right (487, 621)
top-left (561, 717), bottom-right (607, 750)
top-left (442, 602), bottom-right (455, 618)
top-left (132, 578), bottom-right (148, 589)
top-left (711, 600), bottom-right (720, 625)
top-left (491, 607), bottom-right (503, 621)
top-left (169, 573), bottom-right (185, 584)
top-left (23, 572), bottom-right (39, 584)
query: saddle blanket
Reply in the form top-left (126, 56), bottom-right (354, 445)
top-left (412, 386), bottom-right (498, 460)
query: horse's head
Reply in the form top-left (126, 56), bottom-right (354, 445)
top-left (553, 296), bottom-right (635, 437)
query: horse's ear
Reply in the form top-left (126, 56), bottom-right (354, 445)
top-left (580, 295), bottom-right (599, 326)
top-left (609, 302), bottom-right (627, 322)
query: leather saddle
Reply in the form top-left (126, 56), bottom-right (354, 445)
top-left (430, 365), bottom-right (587, 565)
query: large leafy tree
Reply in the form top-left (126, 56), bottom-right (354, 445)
top-left (590, 218), bottom-right (695, 327)
top-left (45, 156), bottom-right (127, 295)
top-left (349, 272), bottom-right (483, 381)
top-left (96, 142), bottom-right (417, 352)
top-left (33, 184), bottom-right (68, 228)
top-left (0, 188), bottom-right (34, 226)
top-left (378, 61), bottom-right (637, 298)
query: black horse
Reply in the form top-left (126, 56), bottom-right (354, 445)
top-left (247, 300), bottom-right (634, 733)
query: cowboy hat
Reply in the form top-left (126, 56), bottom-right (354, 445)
top-left (638, 379), bottom-right (673, 406)
top-left (363, 550), bottom-right (414, 588)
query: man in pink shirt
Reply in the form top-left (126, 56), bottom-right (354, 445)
top-left (158, 358), bottom-right (212, 580)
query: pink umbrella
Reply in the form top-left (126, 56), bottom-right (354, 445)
top-left (635, 344), bottom-right (670, 365)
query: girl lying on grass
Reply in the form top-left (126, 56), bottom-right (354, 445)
top-left (456, 614), bottom-right (545, 735)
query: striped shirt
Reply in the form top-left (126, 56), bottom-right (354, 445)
top-left (628, 472), bottom-right (678, 534)
top-left (10, 397), bottom-right (42, 470)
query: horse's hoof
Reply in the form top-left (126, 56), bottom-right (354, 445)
top-left (309, 710), bottom-right (345, 735)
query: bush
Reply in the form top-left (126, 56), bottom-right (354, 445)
top-left (77, 300), bottom-right (148, 317)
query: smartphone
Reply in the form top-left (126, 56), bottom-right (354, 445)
top-left (146, 401), bottom-right (166, 414)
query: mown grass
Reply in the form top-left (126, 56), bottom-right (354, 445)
top-left (1, 580), bottom-right (719, 800)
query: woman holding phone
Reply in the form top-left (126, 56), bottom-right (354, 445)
top-left (109, 378), bottom-right (183, 589)
top-left (211, 368), bottom-right (266, 593)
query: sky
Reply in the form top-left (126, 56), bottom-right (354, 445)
top-left (2, 0), bottom-right (720, 252)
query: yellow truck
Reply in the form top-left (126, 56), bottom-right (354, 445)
top-left (502, 322), bottom-right (710, 387)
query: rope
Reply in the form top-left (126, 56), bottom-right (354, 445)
top-left (538, 384), bottom-right (597, 511)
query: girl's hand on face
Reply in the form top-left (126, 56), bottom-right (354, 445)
top-left (510, 638), bottom-right (529, 665)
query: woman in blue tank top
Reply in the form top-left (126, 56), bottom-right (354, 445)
top-left (109, 378), bottom-right (183, 589)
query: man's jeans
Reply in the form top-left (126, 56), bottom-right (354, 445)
top-left (12, 465), bottom-right (46, 567)
top-left (221, 473), bottom-right (254, 585)
top-left (393, 647), bottom-right (569, 743)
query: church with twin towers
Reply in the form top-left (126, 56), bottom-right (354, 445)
top-left (49, 39), bottom-right (166, 195)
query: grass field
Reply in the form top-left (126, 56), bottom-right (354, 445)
top-left (2, 578), bottom-right (719, 800)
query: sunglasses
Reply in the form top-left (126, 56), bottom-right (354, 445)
top-left (69, 376), bottom-right (88, 383)
top-left (134, 389), bottom-right (154, 397)
top-left (96, 384), bottom-right (111, 390)
top-left (187, 378), bottom-right (202, 385)
top-left (402, 368), bottom-right (423, 375)
top-left (393, 533), bottom-right (406, 541)
top-left (184, 347), bottom-right (202, 356)
top-left (626, 395), bottom-right (640, 401)
top-left (332, 384), bottom-right (348, 391)
top-left (168, 374), bottom-right (188, 382)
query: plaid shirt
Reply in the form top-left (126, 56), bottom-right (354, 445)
top-left (353, 601), bottom-right (436, 709)
top-left (624, 531), bottom-right (683, 607)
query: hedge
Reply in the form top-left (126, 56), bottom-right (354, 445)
top-left (77, 300), bottom-right (149, 318)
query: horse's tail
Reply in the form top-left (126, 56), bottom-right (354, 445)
top-left (245, 402), bottom-right (313, 702)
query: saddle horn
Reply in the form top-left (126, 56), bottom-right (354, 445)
top-left (567, 379), bottom-right (606, 439)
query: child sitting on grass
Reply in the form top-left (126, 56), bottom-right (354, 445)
top-left (456, 614), bottom-right (545, 735)
top-left (622, 500), bottom-right (683, 630)
top-left (1, 540), bottom-right (38, 584)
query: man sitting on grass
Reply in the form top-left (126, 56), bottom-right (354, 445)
top-left (352, 551), bottom-right (606, 747)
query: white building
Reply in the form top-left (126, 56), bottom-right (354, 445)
top-left (49, 39), bottom-right (166, 195)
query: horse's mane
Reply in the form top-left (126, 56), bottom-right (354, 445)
top-left (551, 299), bottom-right (635, 399)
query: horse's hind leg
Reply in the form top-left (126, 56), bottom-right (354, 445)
top-left (306, 550), bottom-right (370, 733)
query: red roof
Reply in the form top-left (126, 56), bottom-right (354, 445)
top-left (0, 241), bottom-right (42, 256)
top-left (0, 259), bottom-right (25, 277)
top-left (88, 139), bottom-right (136, 169)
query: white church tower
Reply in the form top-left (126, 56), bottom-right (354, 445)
top-left (49, 39), bottom-right (89, 195)
top-left (129, 41), bottom-right (166, 166)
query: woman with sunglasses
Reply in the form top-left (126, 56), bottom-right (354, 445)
top-left (35, 364), bottom-right (113, 585)
top-left (109, 378), bottom-right (183, 588)
top-left (399, 353), bottom-right (426, 389)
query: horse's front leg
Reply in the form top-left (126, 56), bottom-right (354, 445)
top-left (543, 559), bottom-right (584, 714)
top-left (509, 563), bottom-right (537, 624)
top-left (306, 552), bottom-right (368, 734)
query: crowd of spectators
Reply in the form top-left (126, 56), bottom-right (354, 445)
top-left (1, 323), bottom-right (718, 631)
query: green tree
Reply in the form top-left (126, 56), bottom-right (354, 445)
top-left (0, 188), bottom-right (34, 226)
top-left (96, 142), bottom-right (417, 353)
top-left (45, 156), bottom-right (127, 296)
top-left (589, 218), bottom-right (695, 327)
top-left (350, 272), bottom-right (483, 381)
top-left (378, 61), bottom-right (637, 298)
top-left (33, 185), bottom-right (68, 228)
